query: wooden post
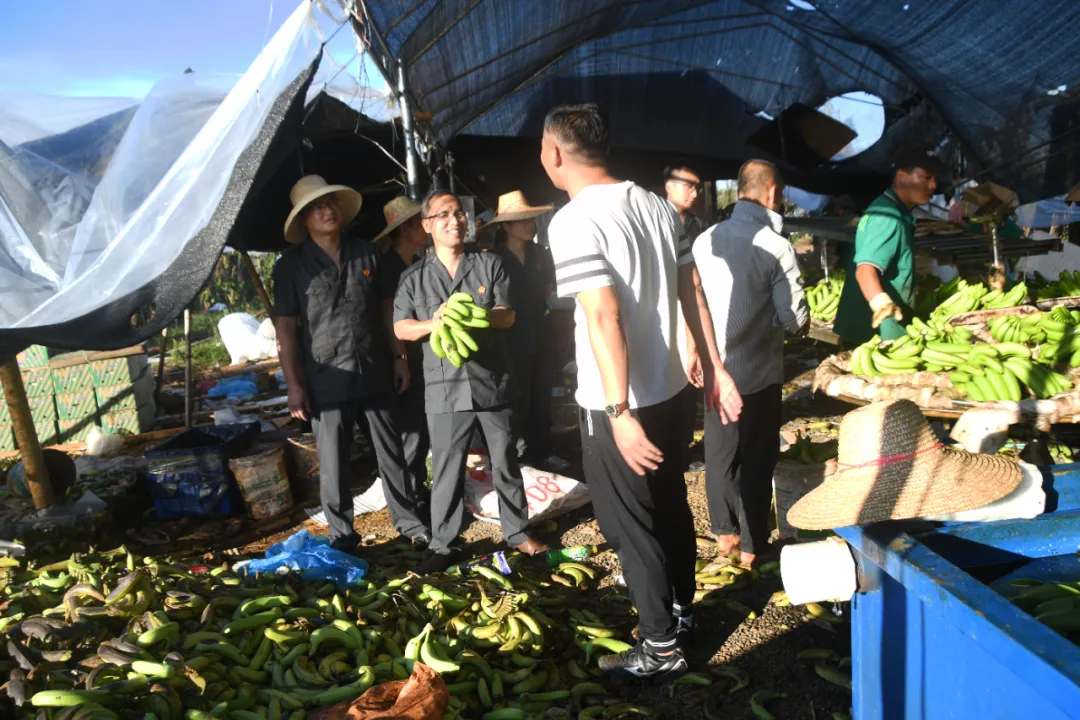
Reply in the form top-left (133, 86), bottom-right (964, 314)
top-left (184, 309), bottom-right (193, 429)
top-left (154, 326), bottom-right (169, 409)
top-left (239, 250), bottom-right (276, 322)
top-left (0, 359), bottom-right (54, 509)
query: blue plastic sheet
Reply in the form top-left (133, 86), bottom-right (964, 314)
top-left (243, 530), bottom-right (368, 587)
top-left (207, 373), bottom-right (258, 400)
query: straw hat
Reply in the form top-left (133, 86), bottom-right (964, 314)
top-left (374, 196), bottom-right (422, 243)
top-left (1066, 182), bottom-right (1080, 204)
top-left (787, 400), bottom-right (1021, 530)
top-left (283, 175), bottom-right (363, 244)
top-left (477, 191), bottom-right (552, 233)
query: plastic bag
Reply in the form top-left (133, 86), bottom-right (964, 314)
top-left (465, 455), bottom-right (589, 525)
top-left (310, 663), bottom-right (448, 720)
top-left (217, 313), bottom-right (278, 366)
top-left (242, 530), bottom-right (368, 586)
top-left (206, 372), bottom-right (258, 401)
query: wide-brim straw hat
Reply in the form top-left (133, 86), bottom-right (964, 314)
top-left (374, 196), bottom-right (422, 243)
top-left (787, 399), bottom-right (1021, 530)
top-left (477, 190), bottom-right (552, 233)
top-left (283, 175), bottom-right (363, 244)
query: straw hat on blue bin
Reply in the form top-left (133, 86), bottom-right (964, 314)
top-left (787, 399), bottom-right (1021, 530)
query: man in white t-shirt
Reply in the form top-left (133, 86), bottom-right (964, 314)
top-left (541, 103), bottom-right (742, 679)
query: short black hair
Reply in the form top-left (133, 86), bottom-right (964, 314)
top-left (543, 103), bottom-right (610, 165)
top-left (893, 147), bottom-right (947, 177)
top-left (664, 159), bottom-right (701, 182)
top-left (737, 159), bottom-right (782, 197)
top-left (421, 188), bottom-right (457, 217)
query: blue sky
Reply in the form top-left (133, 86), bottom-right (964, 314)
top-left (0, 0), bottom-right (380, 98)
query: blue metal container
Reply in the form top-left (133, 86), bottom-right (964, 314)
top-left (836, 463), bottom-right (1080, 720)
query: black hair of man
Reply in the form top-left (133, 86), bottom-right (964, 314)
top-left (664, 159), bottom-right (701, 182)
top-left (421, 188), bottom-right (457, 218)
top-left (737, 159), bottom-right (781, 199)
top-left (543, 103), bottom-right (610, 166)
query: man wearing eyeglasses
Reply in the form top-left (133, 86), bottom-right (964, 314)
top-left (394, 190), bottom-right (550, 574)
top-left (665, 160), bottom-right (707, 471)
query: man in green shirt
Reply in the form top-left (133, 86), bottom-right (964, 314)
top-left (834, 149), bottom-right (946, 345)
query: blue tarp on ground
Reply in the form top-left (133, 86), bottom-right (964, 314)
top-left (363, 0), bottom-right (1079, 200)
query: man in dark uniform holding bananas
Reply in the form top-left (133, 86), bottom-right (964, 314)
top-left (834, 149), bottom-right (946, 346)
top-left (394, 189), bottom-right (549, 574)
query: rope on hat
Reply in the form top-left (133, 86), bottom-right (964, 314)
top-left (835, 443), bottom-right (944, 473)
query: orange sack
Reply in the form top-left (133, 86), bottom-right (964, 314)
top-left (309, 663), bottom-right (449, 720)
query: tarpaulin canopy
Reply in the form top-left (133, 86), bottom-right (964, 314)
top-left (360, 0), bottom-right (1079, 200)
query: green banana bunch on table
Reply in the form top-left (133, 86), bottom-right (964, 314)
top-left (1030, 270), bottom-right (1080, 300)
top-left (430, 292), bottom-right (490, 368)
top-left (930, 279), bottom-right (1027, 319)
top-left (806, 275), bottom-right (844, 323)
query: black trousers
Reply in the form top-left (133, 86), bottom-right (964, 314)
top-left (673, 382), bottom-right (699, 471)
top-left (510, 350), bottom-right (554, 464)
top-left (427, 406), bottom-right (531, 555)
top-left (398, 374), bottom-right (430, 503)
top-left (311, 393), bottom-right (431, 543)
top-left (704, 383), bottom-right (783, 554)
top-left (579, 394), bottom-right (697, 645)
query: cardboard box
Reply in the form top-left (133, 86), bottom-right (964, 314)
top-left (56, 390), bottom-right (98, 422)
top-left (51, 363), bottom-right (95, 395)
top-left (16, 345), bottom-right (51, 369)
top-left (58, 417), bottom-right (97, 443)
top-left (0, 400), bottom-right (8, 425)
top-left (21, 368), bottom-right (53, 398)
top-left (34, 418), bottom-right (58, 447)
top-left (95, 379), bottom-right (153, 414)
top-left (100, 404), bottom-right (154, 436)
top-left (27, 396), bottom-right (56, 426)
top-left (91, 354), bottom-right (149, 387)
top-left (0, 424), bottom-right (14, 452)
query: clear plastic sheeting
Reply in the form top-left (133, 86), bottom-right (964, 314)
top-left (0, 0), bottom-right (346, 334)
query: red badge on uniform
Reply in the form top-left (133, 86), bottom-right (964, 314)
top-left (478, 285), bottom-right (487, 295)
top-left (363, 268), bottom-right (371, 277)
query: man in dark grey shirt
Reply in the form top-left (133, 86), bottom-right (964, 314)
top-left (273, 175), bottom-right (430, 552)
top-left (394, 189), bottom-right (549, 574)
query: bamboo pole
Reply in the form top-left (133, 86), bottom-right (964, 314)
top-left (184, 310), bottom-right (193, 429)
top-left (154, 326), bottom-right (169, 409)
top-left (0, 359), bottom-right (54, 509)
top-left (239, 249), bottom-right (276, 322)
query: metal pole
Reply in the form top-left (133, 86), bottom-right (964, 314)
top-left (184, 309), bottom-right (193, 428)
top-left (821, 239), bottom-right (830, 283)
top-left (990, 225), bottom-right (1002, 269)
top-left (0, 359), bottom-right (54, 509)
top-left (447, 152), bottom-right (457, 194)
top-left (397, 58), bottom-right (421, 201)
top-left (154, 326), bottom-right (169, 410)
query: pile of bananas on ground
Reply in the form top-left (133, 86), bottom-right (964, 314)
top-left (1047, 440), bottom-right (1075, 465)
top-left (0, 541), bottom-right (797, 720)
top-left (847, 316), bottom-right (1074, 401)
top-left (931, 277), bottom-right (1028, 319)
top-left (432, 293), bottom-right (490, 368)
top-left (1030, 270), bottom-right (1080, 300)
top-left (778, 432), bottom-right (839, 465)
top-left (805, 273), bottom-right (844, 323)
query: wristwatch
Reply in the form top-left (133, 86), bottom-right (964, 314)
top-left (395, 353), bottom-right (408, 361)
top-left (604, 401), bottom-right (630, 419)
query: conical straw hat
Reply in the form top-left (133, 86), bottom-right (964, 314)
top-left (374, 196), bottom-right (422, 243)
top-left (787, 399), bottom-right (1021, 530)
top-left (283, 175), bottom-right (363, 244)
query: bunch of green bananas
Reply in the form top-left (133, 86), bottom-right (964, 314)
top-left (806, 275), bottom-right (844, 323)
top-left (1047, 440), bottom-right (1075, 465)
top-left (1002, 578), bottom-right (1080, 642)
top-left (1030, 270), bottom-right (1080, 300)
top-left (988, 314), bottom-right (1048, 344)
top-left (778, 432), bottom-right (838, 465)
top-left (1032, 307), bottom-right (1080, 367)
top-left (1, 539), bottom-right (705, 720)
top-left (977, 282), bottom-right (1029, 311)
top-left (431, 292), bottom-right (490, 368)
top-left (848, 318), bottom-right (974, 376)
top-left (930, 279), bottom-right (1029, 319)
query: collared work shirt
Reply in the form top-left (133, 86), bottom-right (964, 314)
top-left (273, 235), bottom-right (395, 412)
top-left (834, 188), bottom-right (916, 345)
top-left (691, 201), bottom-right (807, 396)
top-left (492, 241), bottom-right (552, 356)
top-left (393, 248), bottom-right (514, 414)
top-left (381, 249), bottom-right (425, 380)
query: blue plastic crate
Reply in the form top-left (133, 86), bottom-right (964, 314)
top-left (146, 422), bottom-right (260, 519)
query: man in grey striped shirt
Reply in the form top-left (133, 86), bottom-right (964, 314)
top-left (692, 160), bottom-right (808, 567)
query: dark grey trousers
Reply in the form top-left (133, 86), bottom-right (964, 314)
top-left (312, 393), bottom-right (431, 543)
top-left (704, 383), bottom-right (783, 554)
top-left (427, 406), bottom-right (530, 555)
top-left (398, 375), bottom-right (430, 501)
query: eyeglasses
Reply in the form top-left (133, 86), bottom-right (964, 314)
top-left (669, 176), bottom-right (703, 192)
top-left (425, 210), bottom-right (468, 222)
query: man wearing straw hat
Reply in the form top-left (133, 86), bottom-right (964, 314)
top-left (375, 196), bottom-right (432, 521)
top-left (394, 189), bottom-right (550, 574)
top-left (274, 175), bottom-right (432, 552)
top-left (480, 190), bottom-right (568, 473)
top-left (541, 103), bottom-right (741, 678)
